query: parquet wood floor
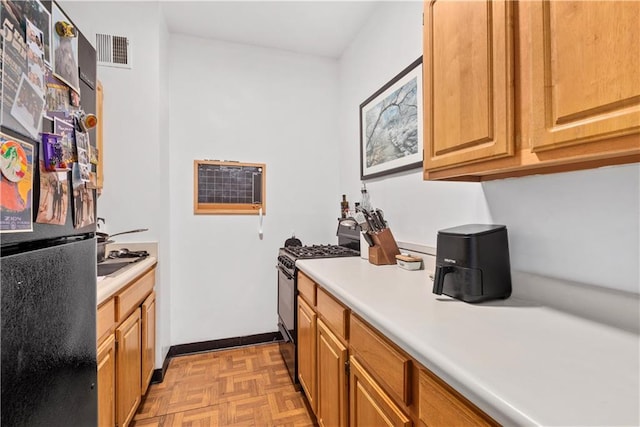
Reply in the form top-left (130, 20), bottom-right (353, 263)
top-left (132, 343), bottom-right (315, 427)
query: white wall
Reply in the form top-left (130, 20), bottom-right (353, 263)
top-left (338, 1), bottom-right (492, 247)
top-left (168, 35), bottom-right (340, 344)
top-left (337, 2), bottom-right (640, 294)
top-left (63, 0), bottom-right (341, 356)
top-left (483, 164), bottom-right (639, 293)
top-left (60, 1), bottom-right (171, 365)
top-left (61, 1), bottom-right (164, 243)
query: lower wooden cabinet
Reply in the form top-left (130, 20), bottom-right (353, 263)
top-left (350, 314), bottom-right (411, 407)
top-left (116, 308), bottom-right (142, 427)
top-left (141, 291), bottom-right (156, 395)
top-left (317, 318), bottom-right (348, 427)
top-left (350, 356), bottom-right (411, 427)
top-left (418, 369), bottom-right (498, 427)
top-left (297, 296), bottom-right (317, 413)
top-left (97, 334), bottom-right (116, 427)
top-left (97, 265), bottom-right (157, 427)
top-left (295, 272), bottom-right (498, 427)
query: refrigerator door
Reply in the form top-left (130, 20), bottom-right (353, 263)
top-left (0, 125), bottom-right (97, 248)
top-left (1, 4), bottom-right (97, 248)
top-left (1, 238), bottom-right (97, 426)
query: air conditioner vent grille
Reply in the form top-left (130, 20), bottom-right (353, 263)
top-left (96, 33), bottom-right (131, 69)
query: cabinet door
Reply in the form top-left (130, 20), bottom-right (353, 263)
top-left (419, 368), bottom-right (496, 427)
top-left (297, 296), bottom-right (317, 414)
top-left (96, 80), bottom-right (104, 189)
top-left (424, 0), bottom-right (514, 171)
top-left (530, 1), bottom-right (640, 153)
top-left (116, 308), bottom-right (142, 427)
top-left (141, 291), bottom-right (156, 395)
top-left (97, 334), bottom-right (116, 427)
top-left (350, 356), bottom-right (411, 427)
top-left (317, 319), bottom-right (348, 427)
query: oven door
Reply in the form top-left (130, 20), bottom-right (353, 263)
top-left (277, 265), bottom-right (296, 338)
top-left (278, 321), bottom-right (297, 385)
top-left (277, 263), bottom-right (299, 386)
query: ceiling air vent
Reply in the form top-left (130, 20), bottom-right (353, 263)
top-left (96, 33), bottom-right (131, 69)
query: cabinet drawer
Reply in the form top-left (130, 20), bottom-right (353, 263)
top-left (297, 272), bottom-right (316, 306)
top-left (115, 268), bottom-right (155, 323)
top-left (350, 314), bottom-right (411, 406)
top-left (419, 368), bottom-right (497, 427)
top-left (316, 287), bottom-right (348, 340)
top-left (97, 298), bottom-right (115, 345)
top-left (349, 356), bottom-right (411, 427)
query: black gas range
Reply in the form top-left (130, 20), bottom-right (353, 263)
top-left (276, 237), bottom-right (360, 386)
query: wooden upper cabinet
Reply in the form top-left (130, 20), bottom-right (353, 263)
top-left (423, 0), bottom-right (639, 181)
top-left (529, 1), bottom-right (640, 152)
top-left (424, 0), bottom-right (514, 172)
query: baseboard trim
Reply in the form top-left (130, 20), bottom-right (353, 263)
top-left (150, 331), bottom-right (283, 384)
top-left (150, 356), bottom-right (171, 384)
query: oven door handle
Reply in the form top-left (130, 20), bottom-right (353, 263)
top-left (276, 265), bottom-right (294, 281)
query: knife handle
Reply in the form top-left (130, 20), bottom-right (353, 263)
top-left (361, 231), bottom-right (374, 247)
top-left (362, 209), bottom-right (377, 232)
top-left (371, 211), bottom-right (384, 230)
top-left (375, 209), bottom-right (386, 228)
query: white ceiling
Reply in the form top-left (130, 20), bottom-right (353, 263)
top-left (160, 1), bottom-right (380, 59)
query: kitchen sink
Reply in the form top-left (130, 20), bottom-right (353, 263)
top-left (97, 258), bottom-right (145, 277)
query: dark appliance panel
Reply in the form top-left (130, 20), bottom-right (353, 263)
top-left (336, 219), bottom-right (361, 252)
top-left (276, 244), bottom-right (359, 387)
top-left (1, 238), bottom-right (97, 426)
top-left (432, 224), bottom-right (512, 303)
top-left (277, 263), bottom-right (295, 334)
top-left (278, 322), bottom-right (296, 386)
top-left (0, 2), bottom-right (98, 425)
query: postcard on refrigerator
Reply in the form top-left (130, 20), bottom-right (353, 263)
top-left (0, 134), bottom-right (34, 232)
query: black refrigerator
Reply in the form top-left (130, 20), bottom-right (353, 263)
top-left (1, 2), bottom-right (99, 425)
top-left (1, 232), bottom-right (97, 426)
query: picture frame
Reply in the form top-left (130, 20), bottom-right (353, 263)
top-left (360, 57), bottom-right (423, 180)
top-left (51, 3), bottom-right (80, 94)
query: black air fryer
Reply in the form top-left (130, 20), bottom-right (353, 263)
top-left (432, 224), bottom-right (512, 303)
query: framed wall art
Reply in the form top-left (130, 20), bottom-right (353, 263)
top-left (360, 57), bottom-right (423, 180)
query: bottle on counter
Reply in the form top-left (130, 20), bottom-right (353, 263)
top-left (360, 183), bottom-right (372, 211)
top-left (341, 194), bottom-right (350, 219)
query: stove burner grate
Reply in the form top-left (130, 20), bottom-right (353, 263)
top-left (283, 244), bottom-right (359, 259)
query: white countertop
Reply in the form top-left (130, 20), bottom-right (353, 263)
top-left (297, 257), bottom-right (640, 426)
top-left (96, 241), bottom-right (158, 305)
top-left (97, 256), bottom-right (157, 305)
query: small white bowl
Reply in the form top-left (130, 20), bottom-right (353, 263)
top-left (396, 257), bottom-right (422, 271)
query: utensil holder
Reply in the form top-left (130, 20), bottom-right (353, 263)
top-left (368, 228), bottom-right (400, 265)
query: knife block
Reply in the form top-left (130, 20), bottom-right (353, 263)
top-left (368, 228), bottom-right (401, 265)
